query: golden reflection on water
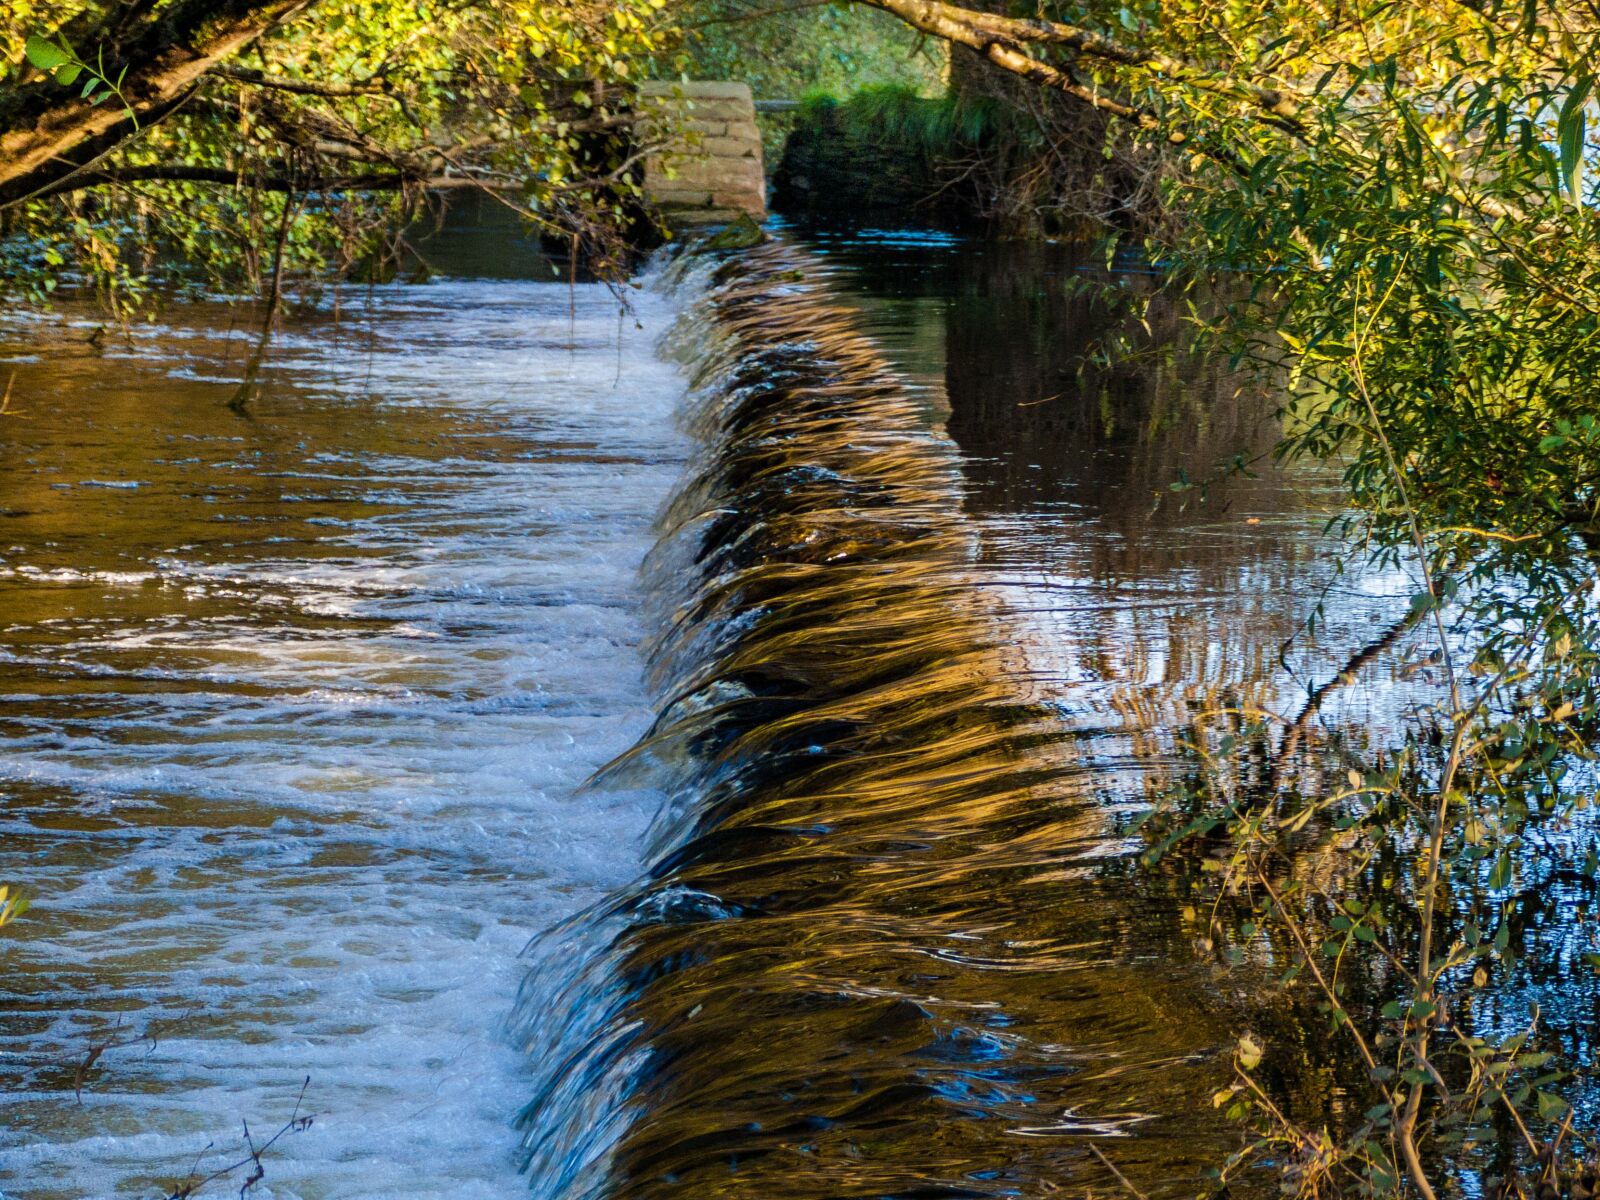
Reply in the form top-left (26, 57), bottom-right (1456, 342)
top-left (510, 243), bottom-right (1399, 1200)
top-left (0, 281), bottom-right (694, 1199)
top-left (0, 238), bottom-right (1420, 1199)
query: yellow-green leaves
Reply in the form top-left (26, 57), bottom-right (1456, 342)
top-left (0, 884), bottom-right (29, 930)
top-left (1557, 75), bottom-right (1592, 203)
top-left (6, 0), bottom-right (683, 295)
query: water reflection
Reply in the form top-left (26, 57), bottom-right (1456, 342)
top-left (510, 240), bottom-right (1424, 1199)
top-left (800, 227), bottom-right (1426, 741)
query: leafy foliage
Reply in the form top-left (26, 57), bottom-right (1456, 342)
top-left (670, 0), bottom-right (943, 155)
top-left (24, 31), bottom-right (134, 117)
top-left (969, 2), bottom-right (1600, 1195)
top-left (839, 0), bottom-right (1600, 1194)
top-left (674, 0), bottom-right (940, 99)
top-left (0, 0), bottom-right (684, 303)
top-left (0, 883), bottom-right (28, 930)
top-left (775, 77), bottom-right (1161, 234)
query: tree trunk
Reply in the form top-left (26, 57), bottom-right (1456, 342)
top-left (0, 0), bottom-right (315, 207)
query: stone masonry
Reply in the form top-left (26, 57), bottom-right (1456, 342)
top-left (639, 81), bottom-right (768, 224)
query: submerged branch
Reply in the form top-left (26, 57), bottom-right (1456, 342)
top-left (1273, 605), bottom-right (1428, 784)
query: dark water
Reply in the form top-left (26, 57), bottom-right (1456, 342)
top-left (511, 236), bottom-right (1416, 1199)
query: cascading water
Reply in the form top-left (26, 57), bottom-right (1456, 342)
top-left (507, 241), bottom-right (1394, 1199)
top-left (0, 229), bottom-right (1420, 1200)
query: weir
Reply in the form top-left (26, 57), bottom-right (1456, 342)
top-left (6, 1), bottom-right (1595, 1192)
top-left (510, 242), bottom-right (1264, 1199)
top-left (0, 201), bottom-right (1460, 1200)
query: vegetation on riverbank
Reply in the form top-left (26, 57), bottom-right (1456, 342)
top-left (772, 82), bottom-right (1158, 236)
top-left (668, 0), bottom-right (942, 157)
top-left (7, 0), bottom-right (1600, 1196)
top-left (829, 2), bottom-right (1600, 1195)
top-left (0, 0), bottom-right (685, 307)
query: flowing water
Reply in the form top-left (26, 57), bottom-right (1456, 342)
top-left (0, 230), bottom-right (1430, 1200)
top-left (508, 237), bottom-right (1415, 1200)
top-left (0, 277), bottom-right (688, 1198)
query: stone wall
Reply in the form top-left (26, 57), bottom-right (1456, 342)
top-left (639, 81), bottom-right (767, 224)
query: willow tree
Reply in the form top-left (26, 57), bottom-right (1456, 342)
top-left (0, 0), bottom-right (680, 304)
top-left (843, 2), bottom-right (1600, 1196)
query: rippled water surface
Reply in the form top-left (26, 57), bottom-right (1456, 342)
top-left (2, 228), bottom-right (1437, 1200)
top-left (506, 237), bottom-right (1417, 1200)
top-left (0, 278), bottom-right (688, 1198)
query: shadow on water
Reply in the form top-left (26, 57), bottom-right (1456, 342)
top-left (507, 239), bottom-right (1396, 1199)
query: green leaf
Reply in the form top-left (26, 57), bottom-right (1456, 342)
top-left (1536, 1090), bottom-right (1569, 1121)
top-left (57, 63), bottom-right (82, 87)
top-left (24, 34), bottom-right (72, 72)
top-left (1489, 853), bottom-right (1513, 890)
top-left (1558, 80), bottom-right (1591, 202)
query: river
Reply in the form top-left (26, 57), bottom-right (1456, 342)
top-left (0, 228), bottom-right (1417, 1199)
top-left (0, 275), bottom-right (688, 1198)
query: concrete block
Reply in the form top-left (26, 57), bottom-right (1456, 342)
top-left (703, 136), bottom-right (760, 158)
top-left (639, 80), bottom-right (767, 224)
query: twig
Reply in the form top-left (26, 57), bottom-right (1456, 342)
top-left (72, 1017), bottom-right (154, 1103)
top-left (0, 371), bottom-right (22, 417)
top-left (1089, 1143), bottom-right (1151, 1200)
top-left (227, 180), bottom-right (301, 413)
top-left (165, 1076), bottom-right (316, 1199)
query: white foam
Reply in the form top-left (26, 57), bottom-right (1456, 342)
top-left (0, 277), bottom-right (688, 1199)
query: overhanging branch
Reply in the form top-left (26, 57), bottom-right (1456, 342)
top-left (858, 0), bottom-right (1308, 135)
top-left (30, 163), bottom-right (519, 198)
top-left (0, 0), bottom-right (318, 206)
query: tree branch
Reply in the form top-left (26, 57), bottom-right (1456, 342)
top-left (858, 0), bottom-right (1306, 131)
top-left (30, 163), bottom-right (517, 198)
top-left (0, 0), bottom-right (318, 207)
top-left (208, 63), bottom-right (390, 98)
top-left (846, 4), bottom-right (1246, 167)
